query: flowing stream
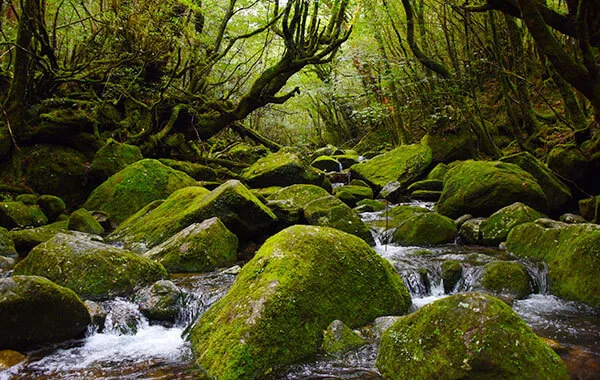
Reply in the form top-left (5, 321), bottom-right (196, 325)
top-left (2, 203), bottom-right (599, 379)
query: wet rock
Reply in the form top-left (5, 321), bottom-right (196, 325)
top-left (506, 221), bottom-right (600, 307)
top-left (454, 213), bottom-right (473, 229)
top-left (0, 275), bottom-right (91, 349)
top-left (311, 156), bottom-right (341, 172)
top-left (241, 151), bottom-right (323, 188)
top-left (373, 316), bottom-right (401, 339)
top-left (458, 217), bottom-right (486, 245)
top-left (378, 181), bottom-right (410, 203)
top-left (37, 195), bottom-right (66, 221)
top-left (334, 154), bottom-right (359, 169)
top-left (480, 261), bottom-right (533, 299)
top-left (0, 201), bottom-right (48, 229)
top-left (134, 280), bottom-right (183, 323)
top-left (441, 260), bottom-right (462, 293)
top-left (376, 293), bottom-right (568, 379)
top-left (68, 208), bottom-right (105, 235)
top-left (333, 185), bottom-right (374, 207)
top-left (349, 144), bottom-right (433, 191)
top-left (84, 159), bottom-right (198, 224)
top-left (13, 233), bottom-right (167, 300)
top-left (89, 139), bottom-right (143, 183)
top-left (559, 213), bottom-right (586, 224)
top-left (189, 225), bottom-right (411, 379)
top-left (480, 202), bottom-right (546, 247)
top-left (84, 300), bottom-right (107, 329)
top-left (321, 320), bottom-right (366, 356)
top-left (145, 218), bottom-right (238, 273)
top-left (304, 196), bottom-right (375, 245)
top-left (437, 160), bottom-right (547, 218)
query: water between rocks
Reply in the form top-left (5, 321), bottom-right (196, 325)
top-left (2, 202), bottom-right (599, 379)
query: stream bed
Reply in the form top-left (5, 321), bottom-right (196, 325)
top-left (2, 204), bottom-right (599, 379)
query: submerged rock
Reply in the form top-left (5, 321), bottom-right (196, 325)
top-left (13, 233), bottom-right (166, 300)
top-left (189, 225), bottom-right (411, 379)
top-left (84, 159), bottom-right (198, 224)
top-left (479, 202), bottom-right (546, 246)
top-left (376, 293), bottom-right (568, 379)
top-left (145, 217), bottom-right (238, 273)
top-left (0, 275), bottom-right (91, 349)
top-left (506, 221), bottom-right (600, 307)
top-left (437, 160), bottom-right (547, 218)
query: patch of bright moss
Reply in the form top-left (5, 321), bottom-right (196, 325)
top-left (242, 151), bottom-right (323, 188)
top-left (391, 212), bottom-right (457, 246)
top-left (268, 184), bottom-right (331, 209)
top-left (480, 202), bottom-right (545, 246)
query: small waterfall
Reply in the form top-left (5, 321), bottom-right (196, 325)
top-left (453, 265), bottom-right (485, 293)
top-left (524, 260), bottom-right (549, 294)
top-left (102, 298), bottom-right (146, 335)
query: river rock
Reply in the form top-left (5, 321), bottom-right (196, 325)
top-left (267, 184), bottom-right (331, 209)
top-left (479, 202), bottom-right (546, 247)
top-left (436, 160), bottom-right (547, 219)
top-left (0, 227), bottom-right (16, 258)
top-left (304, 196), bottom-right (375, 245)
top-left (546, 144), bottom-right (589, 188)
top-left (334, 154), bottom-right (359, 169)
top-left (109, 181), bottom-right (276, 252)
top-left (13, 233), bottom-right (167, 300)
top-left (321, 320), bottom-right (366, 356)
top-left (391, 212), bottom-right (456, 246)
top-left (145, 218), bottom-right (238, 273)
top-left (349, 144), bottom-right (433, 191)
top-left (9, 220), bottom-right (68, 256)
top-left (500, 151), bottom-right (572, 214)
top-left (441, 260), bottom-right (462, 293)
top-left (506, 221), bottom-right (600, 307)
top-left (426, 162), bottom-right (448, 180)
top-left (89, 138), bottom-right (143, 183)
top-left (0, 275), bottom-right (91, 349)
top-left (189, 225), bottom-right (411, 378)
top-left (479, 261), bottom-right (533, 299)
top-left (37, 195), bottom-right (66, 221)
top-left (458, 217), bottom-right (486, 245)
top-left (376, 293), bottom-right (568, 379)
top-left (158, 159), bottom-right (217, 181)
top-left (311, 156), bottom-right (341, 172)
top-left (333, 185), bottom-right (373, 207)
top-left (84, 159), bottom-right (198, 224)
top-left (241, 151), bottom-right (323, 188)
top-left (421, 127), bottom-right (474, 163)
top-left (68, 208), bottom-right (105, 235)
top-left (0, 201), bottom-right (48, 229)
top-left (134, 280), bottom-right (183, 323)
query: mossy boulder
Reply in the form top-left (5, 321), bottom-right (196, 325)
top-left (311, 156), bottom-right (341, 172)
top-left (9, 220), bottom-right (68, 256)
top-left (407, 179), bottom-right (443, 192)
top-left (500, 151), bottom-right (572, 214)
top-left (479, 202), bottom-right (546, 247)
top-left (436, 160), bottom-right (547, 219)
top-left (506, 221), bottom-right (600, 307)
top-left (37, 195), bottom-right (66, 221)
top-left (480, 261), bottom-right (533, 299)
top-left (13, 233), bottom-right (167, 300)
top-left (426, 162), bottom-right (448, 180)
top-left (355, 199), bottom-right (386, 212)
top-left (267, 184), bottom-right (331, 209)
top-left (266, 199), bottom-right (304, 229)
top-left (458, 217), bottom-right (486, 245)
top-left (349, 144), bottom-right (433, 191)
top-left (84, 159), bottom-right (198, 225)
top-left (391, 212), bottom-right (457, 246)
top-left (15, 194), bottom-right (38, 205)
top-left (145, 217), bottom-right (238, 273)
top-left (321, 320), bottom-right (366, 356)
top-left (110, 181), bottom-right (276, 252)
top-left (0, 201), bottom-right (48, 229)
top-left (0, 227), bottom-right (16, 258)
top-left (0, 275), bottom-right (91, 349)
top-left (421, 127), bottom-right (474, 163)
top-left (304, 196), bottom-right (375, 245)
top-left (310, 145), bottom-right (344, 161)
top-left (67, 208), bottom-right (105, 235)
top-left (579, 195), bottom-right (600, 222)
top-left (158, 158), bottom-right (217, 181)
top-left (334, 154), bottom-right (359, 169)
top-left (241, 151), bottom-right (323, 188)
top-left (227, 143), bottom-right (269, 165)
top-left (546, 144), bottom-right (589, 187)
top-left (410, 190), bottom-right (442, 201)
top-left (134, 280), bottom-right (183, 323)
top-left (188, 225), bottom-right (411, 378)
top-left (376, 293), bottom-right (568, 379)
top-left (333, 185), bottom-right (374, 207)
top-left (441, 260), bottom-right (462, 293)
top-left (89, 139), bottom-right (143, 182)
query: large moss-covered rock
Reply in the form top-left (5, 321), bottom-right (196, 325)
top-left (0, 275), bottom-right (91, 349)
top-left (304, 196), bottom-right (374, 245)
top-left (311, 156), bottom-right (341, 172)
top-left (391, 212), bottom-right (457, 246)
top-left (437, 160), bottom-right (547, 219)
top-left (9, 220), bottom-right (68, 256)
top-left (67, 208), bottom-right (105, 235)
top-left (13, 233), bottom-right (167, 300)
top-left (267, 184), bottom-right (330, 209)
top-left (546, 144), bottom-right (589, 186)
top-left (500, 152), bottom-right (572, 214)
top-left (333, 185), bottom-right (373, 207)
top-left (110, 181), bottom-right (276, 251)
top-left (349, 144), bottom-right (432, 191)
top-left (84, 159), bottom-right (198, 224)
top-left (479, 202), bottom-right (546, 247)
top-left (421, 128), bottom-right (474, 163)
top-left (506, 221), bottom-right (600, 307)
top-left (37, 195), bottom-right (66, 221)
top-left (189, 225), bottom-right (411, 378)
top-left (241, 151), bottom-right (323, 188)
top-left (89, 139), bottom-right (143, 182)
top-left (0, 201), bottom-right (48, 229)
top-left (479, 261), bottom-right (533, 299)
top-left (376, 293), bottom-right (568, 379)
top-left (0, 227), bottom-right (16, 258)
top-left (145, 217), bottom-right (238, 273)
top-left (158, 159), bottom-right (217, 181)
top-left (426, 163), bottom-right (448, 181)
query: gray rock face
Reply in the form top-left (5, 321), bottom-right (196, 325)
top-left (134, 280), bottom-right (183, 323)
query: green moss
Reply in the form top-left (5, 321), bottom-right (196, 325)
top-left (426, 163), bottom-right (448, 181)
top-left (546, 144), bottom-right (589, 184)
top-left (387, 205), bottom-right (430, 225)
top-left (407, 179), bottom-right (443, 192)
top-left (311, 156), bottom-right (342, 172)
top-left (15, 194), bottom-right (38, 205)
top-left (84, 159), bottom-right (199, 224)
top-left (251, 186), bottom-right (283, 200)
top-left (480, 261), bottom-right (533, 299)
top-left (376, 293), bottom-right (568, 379)
top-left (410, 190), bottom-right (442, 201)
top-left (135, 280), bottom-right (182, 322)
top-left (506, 222), bottom-right (600, 307)
top-left (421, 127), bottom-right (474, 163)
top-left (242, 151), bottom-right (323, 188)
top-left (68, 208), bottom-right (105, 235)
top-left (304, 196), bottom-right (375, 245)
top-left (89, 139), bottom-right (143, 182)
top-left (145, 217), bottom-right (238, 273)
top-left (0, 201), bottom-right (48, 229)
top-left (189, 225), bottom-right (411, 378)
top-left (579, 195), bottom-right (600, 222)
top-left (436, 160), bottom-right (548, 219)
top-left (0, 275), bottom-right (91, 348)
top-left (333, 185), bottom-right (374, 207)
top-left (441, 260), bottom-right (462, 293)
top-left (321, 320), bottom-right (366, 355)
top-left (391, 212), bottom-right (457, 246)
top-left (0, 227), bottom-right (17, 258)
top-left (458, 217), bottom-right (486, 245)
top-left (268, 184), bottom-right (331, 209)
top-left (480, 202), bottom-right (546, 246)
top-left (37, 195), bottom-right (66, 221)
top-left (158, 158), bottom-right (217, 181)
top-left (333, 154), bottom-right (359, 169)
top-left (355, 199), bottom-right (386, 212)
top-left (349, 144), bottom-right (433, 191)
top-left (9, 220), bottom-right (68, 255)
top-left (13, 233), bottom-right (167, 300)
